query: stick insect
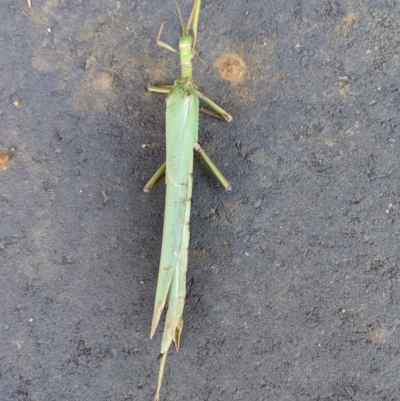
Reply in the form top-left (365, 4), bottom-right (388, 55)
top-left (143, 1), bottom-right (231, 399)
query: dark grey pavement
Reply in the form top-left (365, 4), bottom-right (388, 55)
top-left (1, 0), bottom-right (400, 400)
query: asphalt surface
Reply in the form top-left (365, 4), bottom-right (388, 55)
top-left (1, 1), bottom-right (400, 400)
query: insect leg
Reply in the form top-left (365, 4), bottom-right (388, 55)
top-left (194, 143), bottom-right (231, 190)
top-left (197, 90), bottom-right (232, 122)
top-left (143, 161), bottom-right (166, 193)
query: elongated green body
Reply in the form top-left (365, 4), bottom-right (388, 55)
top-left (151, 83), bottom-right (199, 350)
top-left (144, 1), bottom-right (232, 399)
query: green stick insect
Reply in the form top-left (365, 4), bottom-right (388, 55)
top-left (143, 0), bottom-right (232, 399)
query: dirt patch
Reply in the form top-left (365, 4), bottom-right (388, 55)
top-left (216, 53), bottom-right (246, 84)
top-left (366, 321), bottom-right (387, 347)
top-left (0, 153), bottom-right (10, 164)
top-left (335, 12), bottom-right (359, 37)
